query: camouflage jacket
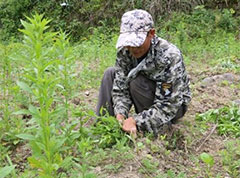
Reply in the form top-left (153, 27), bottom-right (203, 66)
top-left (112, 36), bottom-right (191, 133)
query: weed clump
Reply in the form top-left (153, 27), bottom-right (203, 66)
top-left (91, 115), bottom-right (130, 148)
top-left (196, 105), bottom-right (240, 137)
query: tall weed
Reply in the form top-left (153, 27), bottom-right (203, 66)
top-left (0, 43), bottom-right (27, 168)
top-left (15, 14), bottom-right (73, 177)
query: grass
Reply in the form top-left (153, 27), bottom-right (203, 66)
top-left (73, 32), bottom-right (117, 89)
top-left (0, 10), bottom-right (240, 177)
top-left (220, 140), bottom-right (240, 177)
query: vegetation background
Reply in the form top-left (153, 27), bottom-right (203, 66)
top-left (0, 0), bottom-right (240, 177)
top-left (1, 0), bottom-right (240, 42)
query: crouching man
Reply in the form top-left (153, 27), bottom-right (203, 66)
top-left (96, 9), bottom-right (191, 136)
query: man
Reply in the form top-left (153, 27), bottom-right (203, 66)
top-left (96, 9), bottom-right (191, 136)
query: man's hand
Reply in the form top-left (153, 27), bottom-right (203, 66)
top-left (122, 117), bottom-right (137, 135)
top-left (116, 114), bottom-right (125, 124)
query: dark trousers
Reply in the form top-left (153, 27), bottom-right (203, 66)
top-left (96, 67), bottom-right (187, 123)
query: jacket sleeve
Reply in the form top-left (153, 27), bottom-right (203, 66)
top-left (134, 53), bottom-right (188, 134)
top-left (112, 49), bottom-right (133, 118)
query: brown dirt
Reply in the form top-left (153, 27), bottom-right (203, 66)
top-left (10, 143), bottom-right (31, 172)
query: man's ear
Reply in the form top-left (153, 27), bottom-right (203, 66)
top-left (148, 29), bottom-right (155, 38)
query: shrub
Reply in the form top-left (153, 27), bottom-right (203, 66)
top-left (1, 0), bottom-right (239, 42)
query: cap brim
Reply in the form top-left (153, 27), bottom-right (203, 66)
top-left (116, 32), bottom-right (148, 49)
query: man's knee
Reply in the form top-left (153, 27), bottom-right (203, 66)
top-left (103, 67), bottom-right (116, 80)
top-left (171, 104), bottom-right (188, 124)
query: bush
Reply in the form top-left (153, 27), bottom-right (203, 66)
top-left (1, 0), bottom-right (240, 42)
top-left (0, 0), bottom-right (33, 41)
top-left (158, 7), bottom-right (239, 47)
top-left (0, 0), bottom-right (121, 42)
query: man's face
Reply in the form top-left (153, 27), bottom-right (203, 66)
top-left (126, 29), bottom-right (155, 59)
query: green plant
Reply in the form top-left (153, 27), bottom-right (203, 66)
top-left (169, 170), bottom-right (186, 178)
top-left (196, 105), bottom-right (240, 137)
top-left (0, 43), bottom-right (27, 165)
top-left (139, 157), bottom-right (159, 176)
top-left (104, 163), bottom-right (122, 173)
top-left (14, 13), bottom-right (74, 177)
top-left (0, 165), bottom-right (15, 178)
top-left (220, 140), bottom-right (240, 177)
top-left (78, 138), bottom-right (94, 158)
top-left (91, 115), bottom-right (130, 148)
top-left (54, 30), bottom-right (77, 120)
top-left (200, 152), bottom-right (214, 177)
top-left (216, 8), bottom-right (238, 32)
top-left (0, 155), bottom-right (16, 178)
top-left (0, 44), bottom-right (11, 132)
top-left (218, 56), bottom-right (240, 72)
top-left (200, 153), bottom-right (214, 167)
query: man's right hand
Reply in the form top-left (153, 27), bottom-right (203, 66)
top-left (116, 114), bottom-right (125, 124)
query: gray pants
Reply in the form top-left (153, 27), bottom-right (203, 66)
top-left (96, 67), bottom-right (186, 123)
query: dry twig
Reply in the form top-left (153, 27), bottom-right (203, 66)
top-left (196, 124), bottom-right (218, 152)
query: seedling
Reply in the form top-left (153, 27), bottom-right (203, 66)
top-left (200, 152), bottom-right (214, 177)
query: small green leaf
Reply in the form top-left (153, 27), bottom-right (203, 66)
top-left (28, 157), bottom-right (44, 169)
top-left (29, 105), bottom-right (39, 115)
top-left (16, 133), bottom-right (35, 141)
top-left (60, 156), bottom-right (73, 169)
top-left (0, 165), bottom-right (15, 178)
top-left (16, 81), bottom-right (32, 94)
top-left (137, 142), bottom-right (144, 148)
top-left (200, 152), bottom-right (214, 167)
top-left (13, 109), bottom-right (31, 115)
top-left (13, 140), bottom-right (20, 145)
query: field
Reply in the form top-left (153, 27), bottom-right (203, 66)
top-left (1, 10), bottom-right (240, 178)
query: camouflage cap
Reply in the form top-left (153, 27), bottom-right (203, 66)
top-left (116, 9), bottom-right (154, 49)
